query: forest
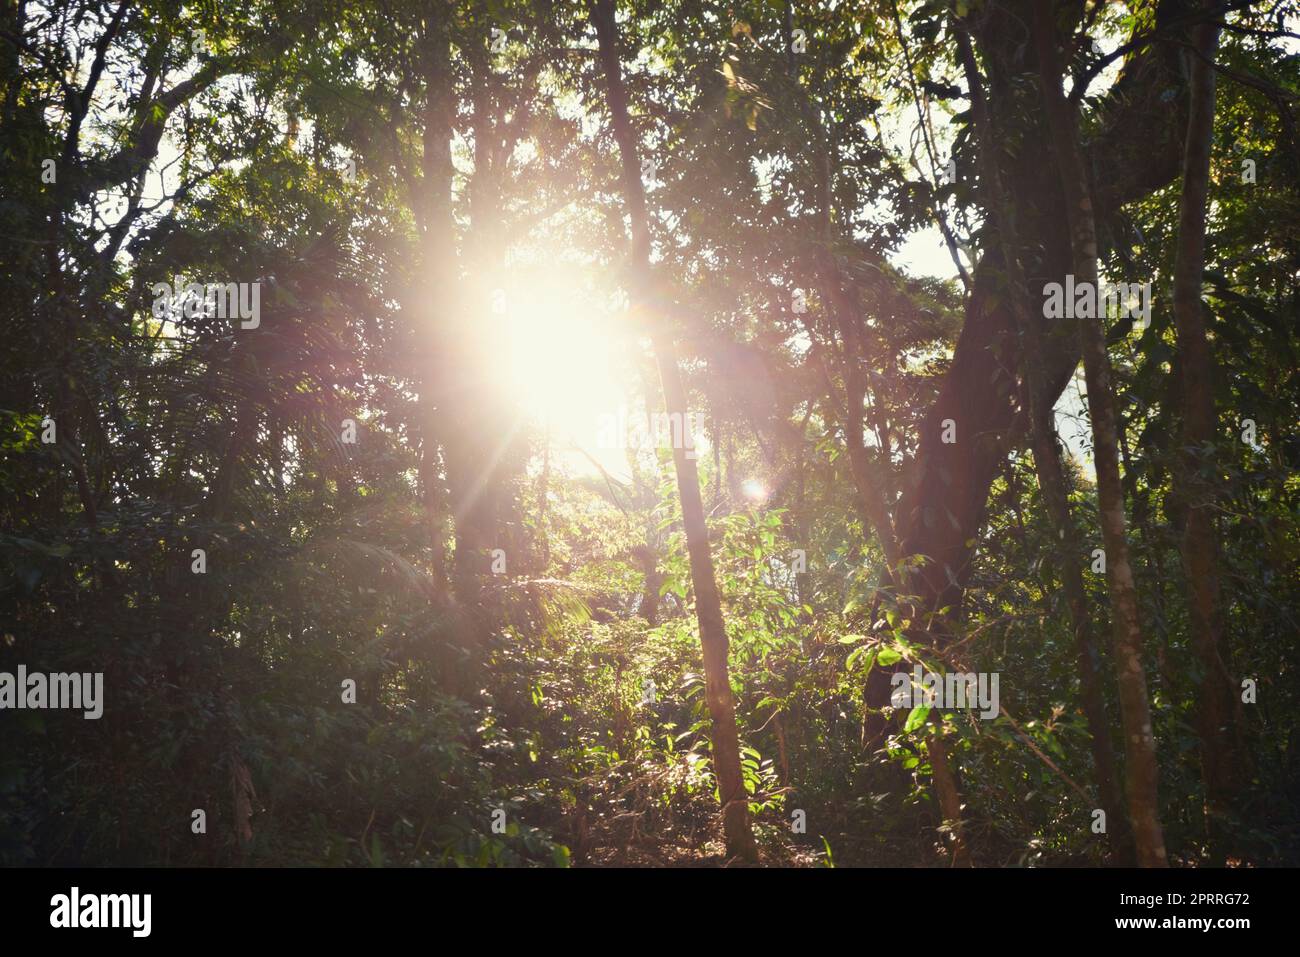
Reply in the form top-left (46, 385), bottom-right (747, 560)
top-left (1, 0), bottom-right (1297, 870)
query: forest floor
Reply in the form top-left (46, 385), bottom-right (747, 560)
top-left (582, 837), bottom-right (823, 867)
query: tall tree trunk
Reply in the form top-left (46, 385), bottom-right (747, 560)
top-left (896, 0), bottom-right (1196, 633)
top-left (1170, 11), bottom-right (1239, 837)
top-left (1032, 0), bottom-right (1167, 867)
top-left (955, 25), bottom-right (1130, 865)
top-left (414, 2), bottom-right (515, 610)
top-left (592, 0), bottom-right (758, 863)
top-left (415, 1), bottom-right (460, 590)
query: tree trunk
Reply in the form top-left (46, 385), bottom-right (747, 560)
top-left (412, 2), bottom-right (516, 610)
top-left (1032, 0), bottom-right (1167, 867)
top-left (1031, 421), bottom-right (1133, 862)
top-left (955, 25), bottom-right (1130, 865)
top-left (415, 0), bottom-right (460, 589)
top-left (814, 250), bottom-right (902, 572)
top-left (1170, 11), bottom-right (1240, 836)
top-left (592, 0), bottom-right (758, 863)
top-left (926, 711), bottom-right (970, 866)
top-left (896, 0), bottom-right (1196, 627)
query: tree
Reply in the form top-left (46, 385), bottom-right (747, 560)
top-left (954, 22), bottom-right (1129, 864)
top-left (1031, 0), bottom-right (1166, 866)
top-left (1169, 6), bottom-right (1240, 837)
top-left (592, 0), bottom-right (759, 862)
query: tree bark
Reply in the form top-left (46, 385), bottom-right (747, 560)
top-left (813, 252), bottom-right (902, 573)
top-left (592, 0), bottom-right (758, 863)
top-left (926, 711), bottom-right (970, 866)
top-left (412, 2), bottom-right (516, 609)
top-left (413, 1), bottom-right (460, 591)
top-left (1170, 11), bottom-right (1240, 836)
top-left (896, 0), bottom-right (1196, 624)
top-left (954, 24), bottom-right (1130, 864)
top-left (1032, 0), bottom-right (1167, 867)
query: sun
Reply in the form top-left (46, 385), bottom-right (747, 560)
top-left (485, 267), bottom-right (638, 476)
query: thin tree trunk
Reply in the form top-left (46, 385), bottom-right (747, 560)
top-left (415, 0), bottom-right (460, 592)
top-left (1031, 420), bottom-right (1133, 861)
top-left (634, 543), bottom-right (661, 627)
top-left (592, 0), bottom-right (758, 863)
top-left (537, 433), bottom-right (552, 571)
top-left (1170, 11), bottom-right (1239, 837)
top-left (815, 253), bottom-right (902, 572)
top-left (1032, 0), bottom-right (1167, 867)
top-left (926, 711), bottom-right (970, 866)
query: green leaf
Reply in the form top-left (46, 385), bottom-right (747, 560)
top-left (903, 706), bottom-right (931, 733)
